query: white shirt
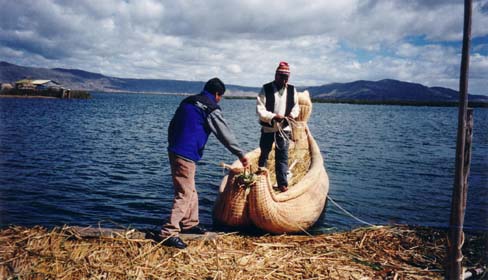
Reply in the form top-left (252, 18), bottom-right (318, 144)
top-left (256, 83), bottom-right (300, 133)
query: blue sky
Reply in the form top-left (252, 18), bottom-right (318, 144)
top-left (1, 0), bottom-right (487, 95)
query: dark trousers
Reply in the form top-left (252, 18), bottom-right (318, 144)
top-left (258, 131), bottom-right (290, 187)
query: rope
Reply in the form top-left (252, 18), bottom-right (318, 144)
top-left (296, 223), bottom-right (313, 237)
top-left (327, 195), bottom-right (377, 227)
top-left (274, 116), bottom-right (298, 150)
top-left (285, 116), bottom-right (299, 127)
top-left (274, 120), bottom-right (290, 150)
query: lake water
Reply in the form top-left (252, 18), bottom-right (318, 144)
top-left (0, 92), bottom-right (486, 233)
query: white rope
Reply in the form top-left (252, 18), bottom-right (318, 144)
top-left (296, 223), bottom-right (313, 237)
top-left (327, 195), bottom-right (377, 227)
top-left (285, 116), bottom-right (299, 127)
top-left (274, 117), bottom-right (297, 150)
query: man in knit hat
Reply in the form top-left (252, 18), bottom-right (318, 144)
top-left (256, 62), bottom-right (300, 192)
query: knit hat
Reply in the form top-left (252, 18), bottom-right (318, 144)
top-left (275, 61), bottom-right (290, 76)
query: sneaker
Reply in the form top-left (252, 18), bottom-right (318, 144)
top-left (162, 236), bottom-right (187, 249)
top-left (181, 225), bottom-right (207, 234)
top-left (277, 185), bottom-right (288, 192)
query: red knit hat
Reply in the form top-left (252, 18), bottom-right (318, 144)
top-left (276, 61), bottom-right (290, 76)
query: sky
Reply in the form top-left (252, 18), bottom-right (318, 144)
top-left (1, 0), bottom-right (487, 95)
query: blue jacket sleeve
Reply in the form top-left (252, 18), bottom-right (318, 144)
top-left (206, 109), bottom-right (245, 158)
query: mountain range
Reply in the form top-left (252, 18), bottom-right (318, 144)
top-left (0, 61), bottom-right (258, 96)
top-left (1, 61), bottom-right (487, 104)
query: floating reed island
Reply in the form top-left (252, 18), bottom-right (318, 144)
top-left (1, 80), bottom-right (90, 99)
top-left (0, 225), bottom-right (486, 279)
top-left (0, 88), bottom-right (90, 99)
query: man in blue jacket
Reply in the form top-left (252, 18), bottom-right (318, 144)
top-left (162, 77), bottom-right (249, 249)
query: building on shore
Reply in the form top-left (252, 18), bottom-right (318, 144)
top-left (15, 79), bottom-right (62, 90)
top-left (1, 79), bottom-right (90, 99)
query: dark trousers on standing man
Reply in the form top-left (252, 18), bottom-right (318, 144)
top-left (258, 131), bottom-right (291, 187)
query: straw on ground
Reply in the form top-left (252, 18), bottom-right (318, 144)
top-left (1, 225), bottom-right (486, 279)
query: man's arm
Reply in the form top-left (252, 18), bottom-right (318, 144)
top-left (256, 87), bottom-right (276, 124)
top-left (207, 109), bottom-right (245, 159)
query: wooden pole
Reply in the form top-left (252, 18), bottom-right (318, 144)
top-left (463, 109), bottom-right (473, 184)
top-left (448, 0), bottom-right (472, 279)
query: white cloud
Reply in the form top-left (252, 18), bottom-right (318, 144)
top-left (0, 0), bottom-right (487, 95)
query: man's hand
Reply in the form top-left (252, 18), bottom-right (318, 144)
top-left (239, 155), bottom-right (250, 168)
top-left (273, 114), bottom-right (285, 121)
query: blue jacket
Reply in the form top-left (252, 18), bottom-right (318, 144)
top-left (168, 91), bottom-right (244, 162)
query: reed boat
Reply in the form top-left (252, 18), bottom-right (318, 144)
top-left (213, 91), bottom-right (329, 234)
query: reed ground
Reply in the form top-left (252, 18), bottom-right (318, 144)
top-left (1, 225), bottom-right (486, 279)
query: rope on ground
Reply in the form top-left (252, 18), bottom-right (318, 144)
top-left (327, 195), bottom-right (377, 227)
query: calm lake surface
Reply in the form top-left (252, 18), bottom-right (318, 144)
top-left (0, 92), bottom-right (487, 232)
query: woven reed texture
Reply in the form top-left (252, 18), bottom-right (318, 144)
top-left (248, 129), bottom-right (329, 234)
top-left (213, 171), bottom-right (252, 227)
top-left (213, 91), bottom-right (329, 233)
top-left (297, 90), bottom-right (312, 122)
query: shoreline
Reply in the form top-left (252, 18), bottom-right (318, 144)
top-left (3, 90), bottom-right (486, 108)
top-left (0, 94), bottom-right (57, 99)
top-left (224, 95), bottom-right (488, 108)
top-left (1, 224), bottom-right (486, 279)
top-left (0, 88), bottom-right (91, 99)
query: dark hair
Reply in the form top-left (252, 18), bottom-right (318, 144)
top-left (204, 77), bottom-right (226, 95)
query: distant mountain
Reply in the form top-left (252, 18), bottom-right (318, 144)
top-left (0, 61), bottom-right (259, 96)
top-left (1, 61), bottom-right (487, 103)
top-left (306, 79), bottom-right (488, 103)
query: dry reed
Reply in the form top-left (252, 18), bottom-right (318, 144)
top-left (1, 225), bottom-right (486, 279)
top-left (256, 140), bottom-right (311, 189)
